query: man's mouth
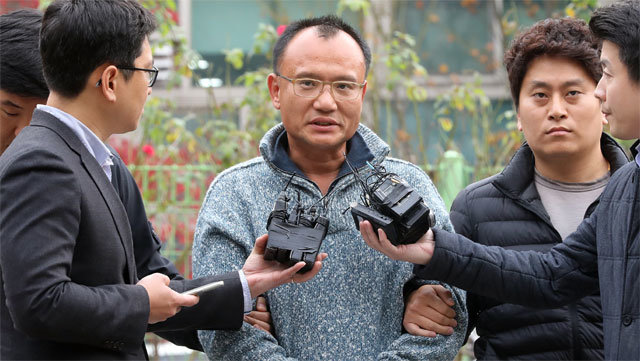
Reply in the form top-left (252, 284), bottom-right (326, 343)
top-left (311, 118), bottom-right (338, 126)
top-left (546, 127), bottom-right (570, 134)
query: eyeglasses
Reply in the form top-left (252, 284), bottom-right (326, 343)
top-left (276, 73), bottom-right (365, 101)
top-left (117, 66), bottom-right (159, 87)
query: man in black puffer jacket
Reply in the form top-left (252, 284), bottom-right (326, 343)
top-left (452, 132), bottom-right (628, 360)
top-left (366, 2), bottom-right (640, 359)
top-left (402, 17), bottom-right (629, 360)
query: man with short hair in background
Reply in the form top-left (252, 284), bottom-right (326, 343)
top-left (402, 17), bottom-right (628, 360)
top-left (361, 1), bottom-right (640, 360)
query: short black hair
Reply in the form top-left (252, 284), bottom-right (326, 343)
top-left (504, 18), bottom-right (601, 109)
top-left (589, 0), bottom-right (640, 84)
top-left (40, 0), bottom-right (157, 98)
top-left (0, 9), bottom-right (49, 99)
top-left (273, 15), bottom-right (371, 77)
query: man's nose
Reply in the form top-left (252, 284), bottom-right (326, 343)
top-left (313, 84), bottom-right (338, 112)
top-left (548, 94), bottom-right (568, 121)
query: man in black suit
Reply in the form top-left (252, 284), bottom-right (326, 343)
top-left (0, 1), bottom-right (325, 359)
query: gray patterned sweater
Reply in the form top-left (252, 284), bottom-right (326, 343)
top-left (192, 123), bottom-right (467, 360)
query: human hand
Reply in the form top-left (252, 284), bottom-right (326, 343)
top-left (244, 296), bottom-right (274, 335)
top-left (359, 221), bottom-right (434, 264)
top-left (404, 285), bottom-right (457, 337)
top-left (137, 273), bottom-right (199, 324)
top-left (242, 234), bottom-right (328, 298)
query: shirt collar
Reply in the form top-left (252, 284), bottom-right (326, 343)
top-left (36, 104), bottom-right (114, 179)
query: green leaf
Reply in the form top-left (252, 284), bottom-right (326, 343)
top-left (337, 0), bottom-right (370, 16)
top-left (223, 48), bottom-right (245, 70)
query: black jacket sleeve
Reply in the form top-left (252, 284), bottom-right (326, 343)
top-left (414, 215), bottom-right (600, 308)
top-left (449, 187), bottom-right (480, 340)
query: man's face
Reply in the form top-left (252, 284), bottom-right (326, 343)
top-left (594, 40), bottom-right (640, 140)
top-left (517, 55), bottom-right (604, 161)
top-left (268, 28), bottom-right (366, 155)
top-left (115, 38), bottom-right (153, 135)
top-left (0, 90), bottom-right (46, 154)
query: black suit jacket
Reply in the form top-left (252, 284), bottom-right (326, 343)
top-left (109, 149), bottom-right (244, 350)
top-left (0, 109), bottom-right (242, 360)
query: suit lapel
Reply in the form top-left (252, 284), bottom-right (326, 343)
top-left (30, 111), bottom-right (138, 284)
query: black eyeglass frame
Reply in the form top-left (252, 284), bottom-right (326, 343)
top-left (275, 73), bottom-right (366, 101)
top-left (117, 66), bottom-right (159, 87)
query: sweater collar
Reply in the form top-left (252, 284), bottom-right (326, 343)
top-left (259, 123), bottom-right (387, 177)
top-left (269, 130), bottom-right (374, 179)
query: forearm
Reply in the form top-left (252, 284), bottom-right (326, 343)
top-left (380, 282), bottom-right (467, 360)
top-left (377, 331), bottom-right (466, 360)
top-left (198, 325), bottom-right (298, 361)
top-left (148, 271), bottom-right (244, 332)
top-left (414, 229), bottom-right (598, 308)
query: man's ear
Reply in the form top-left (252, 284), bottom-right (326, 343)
top-left (96, 65), bottom-right (119, 103)
top-left (516, 111), bottom-right (523, 131)
top-left (267, 73), bottom-right (281, 110)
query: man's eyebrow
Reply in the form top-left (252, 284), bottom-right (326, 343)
top-left (600, 59), bottom-right (612, 68)
top-left (1, 100), bottom-right (21, 109)
top-left (526, 78), bottom-right (585, 90)
top-left (562, 79), bottom-right (585, 87)
top-left (526, 80), bottom-right (551, 90)
top-left (294, 72), bottom-right (358, 82)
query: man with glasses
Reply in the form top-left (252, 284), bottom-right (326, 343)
top-left (0, 2), bottom-right (325, 359)
top-left (121, 66), bottom-right (159, 87)
top-left (192, 15), bottom-right (466, 360)
top-left (96, 66), bottom-right (159, 88)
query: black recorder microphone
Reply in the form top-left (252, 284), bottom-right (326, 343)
top-left (264, 175), bottom-right (330, 273)
top-left (344, 154), bottom-right (436, 245)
